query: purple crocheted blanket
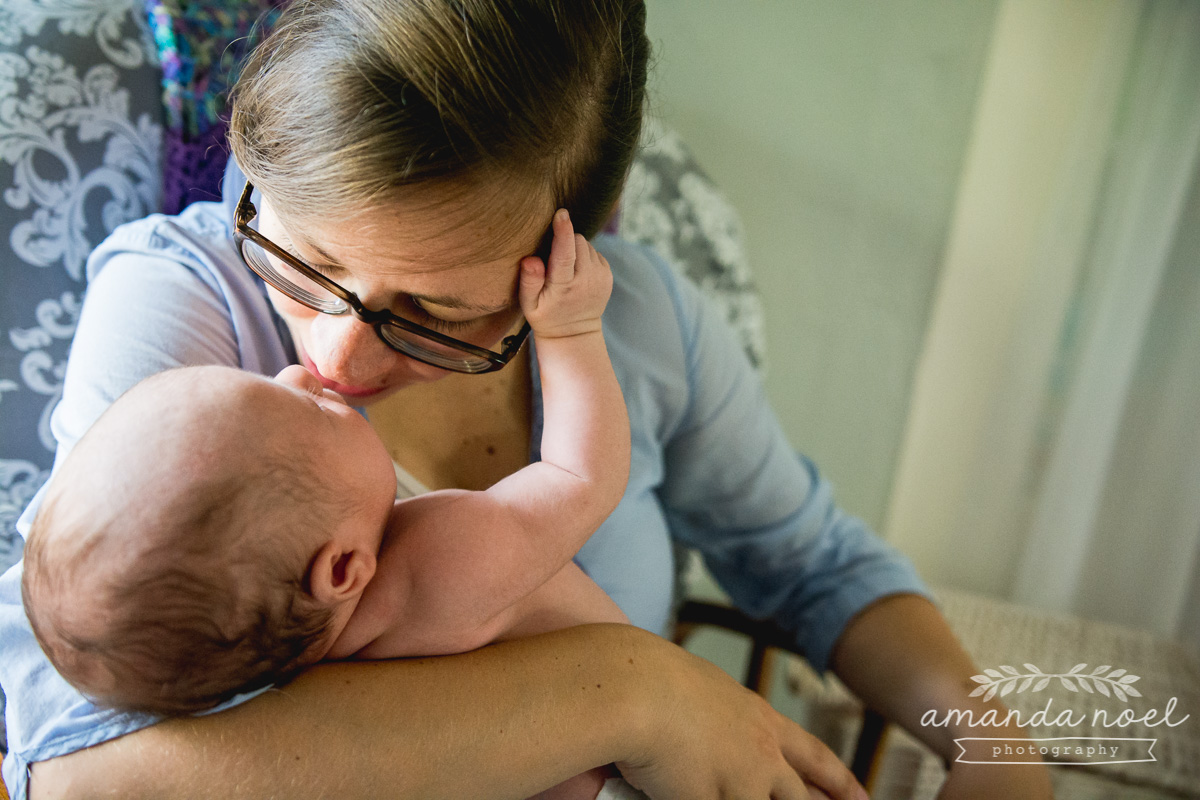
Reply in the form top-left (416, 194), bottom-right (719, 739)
top-left (145, 0), bottom-right (286, 213)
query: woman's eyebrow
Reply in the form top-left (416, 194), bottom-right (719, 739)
top-left (276, 228), bottom-right (340, 266)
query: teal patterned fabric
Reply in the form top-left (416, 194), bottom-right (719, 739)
top-left (144, 0), bottom-right (284, 212)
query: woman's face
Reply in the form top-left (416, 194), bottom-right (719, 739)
top-left (256, 184), bottom-right (553, 404)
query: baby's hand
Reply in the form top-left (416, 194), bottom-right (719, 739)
top-left (519, 209), bottom-right (612, 339)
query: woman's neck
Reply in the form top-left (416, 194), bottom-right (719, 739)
top-left (367, 348), bottom-right (532, 492)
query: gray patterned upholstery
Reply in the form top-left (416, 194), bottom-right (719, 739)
top-left (0, 0), bottom-right (163, 579)
top-left (619, 116), bottom-right (766, 373)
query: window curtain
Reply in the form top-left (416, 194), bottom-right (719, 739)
top-left (885, 0), bottom-right (1200, 650)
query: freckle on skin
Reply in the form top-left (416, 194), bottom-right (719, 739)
top-left (486, 445), bottom-right (496, 455)
top-left (596, 684), bottom-right (601, 689)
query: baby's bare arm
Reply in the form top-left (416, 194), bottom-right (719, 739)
top-left (501, 208), bottom-right (631, 538)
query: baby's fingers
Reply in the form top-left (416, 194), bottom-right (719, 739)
top-left (545, 208), bottom-right (576, 285)
top-left (518, 256), bottom-right (546, 315)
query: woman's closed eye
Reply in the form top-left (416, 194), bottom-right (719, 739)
top-left (406, 301), bottom-right (476, 333)
top-left (270, 244), bottom-right (494, 334)
top-left (295, 255), bottom-right (341, 279)
top-left (265, 246), bottom-right (342, 281)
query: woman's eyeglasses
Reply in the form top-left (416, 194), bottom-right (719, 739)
top-left (232, 181), bottom-right (531, 374)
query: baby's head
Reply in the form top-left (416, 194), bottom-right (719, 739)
top-left (22, 365), bottom-right (396, 714)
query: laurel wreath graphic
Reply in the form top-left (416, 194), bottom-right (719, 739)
top-left (969, 664), bottom-right (1142, 703)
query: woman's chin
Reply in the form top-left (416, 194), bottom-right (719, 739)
top-left (353, 375), bottom-right (437, 404)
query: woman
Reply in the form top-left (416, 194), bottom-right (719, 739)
top-left (0, 1), bottom-right (1052, 798)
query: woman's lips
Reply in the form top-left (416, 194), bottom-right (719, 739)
top-left (299, 352), bottom-right (385, 399)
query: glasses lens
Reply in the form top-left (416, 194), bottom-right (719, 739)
top-left (378, 316), bottom-right (528, 374)
top-left (377, 324), bottom-right (496, 373)
top-left (239, 238), bottom-right (348, 314)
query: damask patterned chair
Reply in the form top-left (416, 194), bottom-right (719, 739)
top-left (2, 0), bottom-right (279, 588)
top-left (0, 0), bottom-right (162, 576)
top-left (0, 1), bottom-right (883, 793)
top-left (0, 0), bottom-right (163, 770)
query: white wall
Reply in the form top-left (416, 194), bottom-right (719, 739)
top-left (644, 1), bottom-right (999, 530)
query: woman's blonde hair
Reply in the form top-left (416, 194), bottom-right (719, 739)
top-left (229, 0), bottom-right (649, 237)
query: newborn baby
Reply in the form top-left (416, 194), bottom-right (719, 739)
top-left (22, 211), bottom-right (629, 800)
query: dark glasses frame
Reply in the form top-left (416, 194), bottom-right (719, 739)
top-left (232, 181), bottom-right (531, 374)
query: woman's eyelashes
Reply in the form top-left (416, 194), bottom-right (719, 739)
top-left (407, 299), bottom-right (475, 332)
top-left (301, 258), bottom-right (341, 279)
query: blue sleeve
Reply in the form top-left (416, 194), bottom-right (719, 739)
top-left (652, 255), bottom-right (932, 674)
top-left (2, 205), bottom-right (289, 800)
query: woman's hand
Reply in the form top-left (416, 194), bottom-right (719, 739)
top-left (618, 636), bottom-right (869, 800)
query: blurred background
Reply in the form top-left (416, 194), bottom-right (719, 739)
top-left (647, 0), bottom-right (1200, 653)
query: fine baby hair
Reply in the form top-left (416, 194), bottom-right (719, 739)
top-left (22, 368), bottom-right (350, 714)
top-left (228, 0), bottom-right (650, 237)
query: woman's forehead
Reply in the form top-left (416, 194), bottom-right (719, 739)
top-left (261, 183), bottom-right (553, 297)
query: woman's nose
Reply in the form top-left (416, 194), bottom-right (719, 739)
top-left (305, 313), bottom-right (394, 387)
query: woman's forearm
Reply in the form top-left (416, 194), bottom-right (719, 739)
top-left (830, 594), bottom-right (985, 758)
top-left (829, 594), bottom-right (1053, 798)
top-left (32, 623), bottom-right (867, 800)
top-left (32, 625), bottom-right (653, 800)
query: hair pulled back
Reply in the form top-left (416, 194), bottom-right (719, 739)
top-left (229, 0), bottom-right (650, 238)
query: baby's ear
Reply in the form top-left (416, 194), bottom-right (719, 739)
top-left (308, 541), bottom-right (376, 605)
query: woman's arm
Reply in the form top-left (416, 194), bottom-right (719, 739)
top-left (831, 594), bottom-right (1054, 799)
top-left (599, 242), bottom-right (1044, 797)
top-left (31, 625), bottom-right (866, 800)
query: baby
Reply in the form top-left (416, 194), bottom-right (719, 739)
top-left (22, 212), bottom-right (629, 800)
